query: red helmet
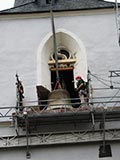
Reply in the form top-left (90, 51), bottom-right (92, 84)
top-left (75, 76), bottom-right (81, 80)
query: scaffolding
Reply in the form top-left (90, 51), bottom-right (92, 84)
top-left (0, 95), bottom-right (120, 158)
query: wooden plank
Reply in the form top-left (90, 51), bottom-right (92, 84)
top-left (48, 59), bottom-right (76, 65)
top-left (50, 67), bottom-right (74, 71)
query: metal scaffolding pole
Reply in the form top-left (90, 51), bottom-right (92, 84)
top-left (50, 10), bottom-right (60, 82)
top-left (115, 0), bottom-right (120, 45)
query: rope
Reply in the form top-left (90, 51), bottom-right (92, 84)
top-left (90, 73), bottom-right (110, 87)
top-left (90, 72), bottom-right (120, 87)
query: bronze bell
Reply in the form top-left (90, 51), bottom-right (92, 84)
top-left (47, 89), bottom-right (72, 110)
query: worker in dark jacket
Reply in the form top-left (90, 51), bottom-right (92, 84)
top-left (75, 76), bottom-right (88, 103)
top-left (17, 80), bottom-right (24, 108)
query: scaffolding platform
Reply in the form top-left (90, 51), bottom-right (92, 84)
top-left (14, 105), bottom-right (120, 131)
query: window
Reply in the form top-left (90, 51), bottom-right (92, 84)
top-left (52, 49), bottom-right (70, 60)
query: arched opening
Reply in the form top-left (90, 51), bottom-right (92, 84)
top-left (37, 28), bottom-right (87, 100)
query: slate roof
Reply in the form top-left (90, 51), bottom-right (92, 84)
top-left (0, 0), bottom-right (116, 14)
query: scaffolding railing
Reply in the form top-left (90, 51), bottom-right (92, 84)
top-left (0, 95), bottom-right (120, 121)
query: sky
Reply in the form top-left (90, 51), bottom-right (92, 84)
top-left (0, 0), bottom-right (15, 11)
top-left (0, 0), bottom-right (120, 11)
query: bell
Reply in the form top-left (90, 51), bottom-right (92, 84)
top-left (47, 89), bottom-right (72, 110)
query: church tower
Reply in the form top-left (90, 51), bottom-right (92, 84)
top-left (0, 0), bottom-right (120, 159)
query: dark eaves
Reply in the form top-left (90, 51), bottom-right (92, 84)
top-left (0, 0), bottom-right (118, 15)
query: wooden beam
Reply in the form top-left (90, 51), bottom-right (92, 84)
top-left (50, 67), bottom-right (74, 71)
top-left (48, 59), bottom-right (76, 65)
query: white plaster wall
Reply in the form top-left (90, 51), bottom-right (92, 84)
top-left (0, 18), bottom-right (52, 107)
top-left (37, 32), bottom-right (53, 90)
top-left (0, 143), bottom-right (120, 160)
top-left (0, 11), bottom-right (120, 107)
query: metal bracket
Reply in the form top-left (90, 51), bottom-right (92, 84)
top-left (25, 113), bottom-right (31, 159)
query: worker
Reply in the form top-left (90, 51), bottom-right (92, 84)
top-left (17, 80), bottom-right (24, 108)
top-left (75, 76), bottom-right (88, 103)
